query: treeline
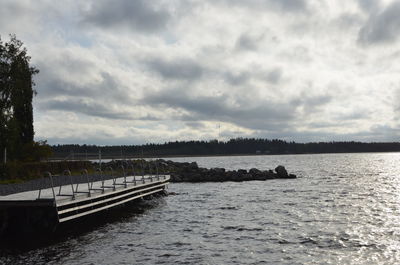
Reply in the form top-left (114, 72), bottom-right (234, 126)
top-left (51, 138), bottom-right (400, 159)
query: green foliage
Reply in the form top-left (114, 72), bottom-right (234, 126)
top-left (20, 140), bottom-right (53, 162)
top-left (0, 160), bottom-right (93, 181)
top-left (0, 34), bottom-right (38, 162)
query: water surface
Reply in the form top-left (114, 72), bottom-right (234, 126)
top-left (1, 153), bottom-right (400, 264)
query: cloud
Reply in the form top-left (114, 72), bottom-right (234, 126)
top-left (82, 0), bottom-right (170, 33)
top-left (235, 33), bottom-right (265, 51)
top-left (39, 98), bottom-right (132, 120)
top-left (142, 86), bottom-right (336, 132)
top-left (265, 68), bottom-right (282, 84)
top-left (223, 71), bottom-right (250, 86)
top-left (358, 1), bottom-right (400, 45)
top-left (357, 0), bottom-right (380, 13)
top-left (145, 57), bottom-right (205, 81)
top-left (185, 122), bottom-right (206, 129)
top-left (2, 0), bottom-right (399, 144)
top-left (217, 0), bottom-right (308, 13)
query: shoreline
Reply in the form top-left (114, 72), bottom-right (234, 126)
top-left (48, 150), bottom-right (400, 161)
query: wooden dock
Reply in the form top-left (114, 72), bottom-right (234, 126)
top-left (0, 173), bottom-right (170, 237)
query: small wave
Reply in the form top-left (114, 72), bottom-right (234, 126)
top-left (158, 253), bottom-right (180, 257)
top-left (218, 206), bottom-right (238, 210)
top-left (283, 189), bottom-right (296, 193)
top-left (221, 225), bottom-right (263, 232)
top-left (283, 202), bottom-right (297, 206)
top-left (237, 227), bottom-right (263, 232)
top-left (166, 242), bottom-right (191, 247)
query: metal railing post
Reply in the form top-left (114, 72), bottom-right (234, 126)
top-left (148, 160), bottom-right (153, 182)
top-left (108, 166), bottom-right (115, 186)
top-left (140, 159), bottom-right (145, 183)
top-left (38, 171), bottom-right (56, 200)
top-left (155, 160), bottom-right (160, 181)
top-left (130, 161), bottom-right (137, 185)
top-left (75, 169), bottom-right (91, 197)
top-left (64, 170), bottom-right (75, 200)
top-left (119, 164), bottom-right (127, 188)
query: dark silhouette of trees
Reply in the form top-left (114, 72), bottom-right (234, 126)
top-left (51, 138), bottom-right (400, 159)
top-left (0, 35), bottom-right (40, 161)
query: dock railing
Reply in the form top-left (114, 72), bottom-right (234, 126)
top-left (36, 159), bottom-right (169, 201)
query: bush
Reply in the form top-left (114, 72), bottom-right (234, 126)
top-left (20, 140), bottom-right (53, 162)
top-left (0, 160), bottom-right (94, 182)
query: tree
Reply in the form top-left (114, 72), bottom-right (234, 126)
top-left (0, 35), bottom-right (39, 161)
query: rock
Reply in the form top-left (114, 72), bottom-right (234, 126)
top-left (249, 168), bottom-right (261, 175)
top-left (241, 173), bottom-right (253, 181)
top-left (189, 162), bottom-right (199, 169)
top-left (264, 170), bottom-right (276, 179)
top-left (237, 169), bottom-right (247, 175)
top-left (275, 165), bottom-right (288, 178)
top-left (212, 168), bottom-right (225, 174)
top-left (152, 159), bottom-right (296, 182)
top-left (225, 170), bottom-right (239, 181)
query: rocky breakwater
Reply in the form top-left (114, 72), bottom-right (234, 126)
top-left (163, 160), bottom-right (296, 183)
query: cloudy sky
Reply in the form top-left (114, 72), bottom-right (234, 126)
top-left (1, 0), bottom-right (400, 145)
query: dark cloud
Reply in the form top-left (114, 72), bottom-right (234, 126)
top-left (334, 111), bottom-right (370, 121)
top-left (82, 0), bottom-right (170, 32)
top-left (291, 93), bottom-right (332, 114)
top-left (35, 56), bottom-right (135, 120)
top-left (222, 67), bottom-right (282, 86)
top-left (185, 122), bottom-right (205, 129)
top-left (223, 71), bottom-right (250, 86)
top-left (35, 56), bottom-right (133, 106)
top-left (44, 135), bottom-right (144, 146)
top-left (218, 0), bottom-right (307, 13)
top-left (235, 33), bottom-right (264, 51)
top-left (355, 124), bottom-right (400, 142)
top-left (142, 87), bottom-right (333, 132)
top-left (145, 57), bottom-right (205, 81)
top-left (358, 0), bottom-right (380, 13)
top-left (39, 98), bottom-right (132, 120)
top-left (265, 68), bottom-right (282, 84)
top-left (267, 0), bottom-right (307, 13)
top-left (358, 1), bottom-right (400, 45)
top-left (335, 13), bottom-right (363, 28)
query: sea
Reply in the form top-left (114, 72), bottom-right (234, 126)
top-left (1, 152), bottom-right (400, 264)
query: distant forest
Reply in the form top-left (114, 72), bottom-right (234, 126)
top-left (51, 138), bottom-right (400, 159)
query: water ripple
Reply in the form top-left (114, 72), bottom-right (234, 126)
top-left (2, 153), bottom-right (400, 264)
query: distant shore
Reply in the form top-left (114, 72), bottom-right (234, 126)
top-left (49, 150), bottom-right (400, 161)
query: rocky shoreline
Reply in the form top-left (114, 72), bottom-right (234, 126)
top-left (0, 159), bottom-right (296, 196)
top-left (161, 160), bottom-right (296, 182)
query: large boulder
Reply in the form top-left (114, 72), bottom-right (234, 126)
top-left (264, 169), bottom-right (276, 179)
top-left (249, 168), bottom-right (265, 180)
top-left (275, 165), bottom-right (288, 178)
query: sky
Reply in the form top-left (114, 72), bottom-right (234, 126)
top-left (1, 0), bottom-right (400, 145)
